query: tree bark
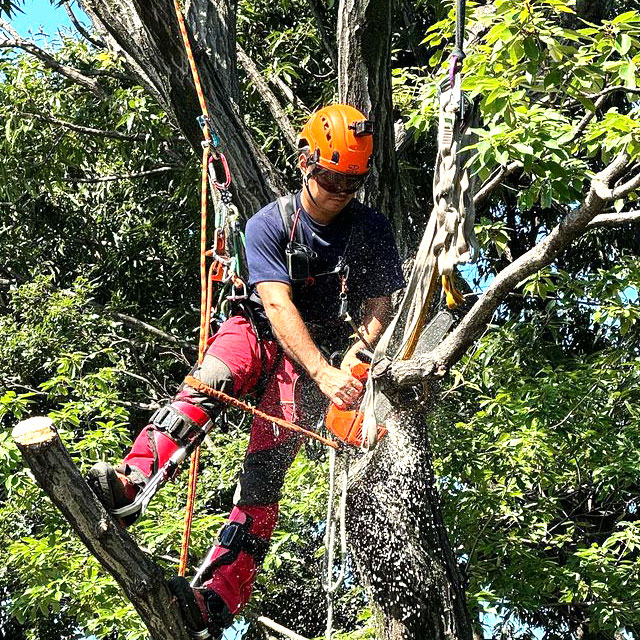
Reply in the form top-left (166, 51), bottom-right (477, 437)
top-left (346, 408), bottom-right (472, 640)
top-left (12, 417), bottom-right (190, 640)
top-left (337, 2), bottom-right (471, 636)
top-left (79, 0), bottom-right (285, 215)
top-left (337, 0), bottom-right (406, 250)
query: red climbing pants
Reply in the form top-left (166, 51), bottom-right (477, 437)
top-left (119, 315), bottom-right (309, 617)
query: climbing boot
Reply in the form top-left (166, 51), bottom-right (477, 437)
top-left (168, 576), bottom-right (232, 640)
top-left (86, 461), bottom-right (141, 526)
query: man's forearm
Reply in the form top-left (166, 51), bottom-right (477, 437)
top-left (263, 299), bottom-right (328, 378)
top-left (357, 296), bottom-right (392, 349)
top-left (340, 296), bottom-right (392, 370)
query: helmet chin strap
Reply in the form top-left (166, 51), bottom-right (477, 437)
top-left (303, 173), bottom-right (321, 209)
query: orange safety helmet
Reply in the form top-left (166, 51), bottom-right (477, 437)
top-left (298, 104), bottom-right (374, 176)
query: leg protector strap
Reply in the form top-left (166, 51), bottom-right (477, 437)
top-left (150, 401), bottom-right (213, 446)
top-left (192, 514), bottom-right (270, 587)
top-left (217, 518), bottom-right (270, 566)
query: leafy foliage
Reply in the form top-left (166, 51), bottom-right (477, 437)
top-left (1, 1), bottom-right (640, 639)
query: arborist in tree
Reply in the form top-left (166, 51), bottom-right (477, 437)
top-left (87, 104), bottom-right (405, 639)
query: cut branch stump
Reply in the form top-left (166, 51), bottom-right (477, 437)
top-left (12, 416), bottom-right (190, 640)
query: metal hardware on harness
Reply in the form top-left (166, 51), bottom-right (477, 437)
top-left (226, 278), bottom-right (247, 302)
top-left (197, 115), bottom-right (221, 149)
top-left (337, 264), bottom-right (350, 321)
top-left (323, 447), bottom-right (349, 640)
top-left (208, 152), bottom-right (232, 190)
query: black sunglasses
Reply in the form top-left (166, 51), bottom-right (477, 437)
top-left (311, 167), bottom-right (369, 194)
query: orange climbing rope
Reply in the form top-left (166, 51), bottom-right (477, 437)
top-left (184, 376), bottom-right (339, 449)
top-left (172, 0), bottom-right (214, 578)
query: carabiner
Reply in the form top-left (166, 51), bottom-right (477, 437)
top-left (208, 152), bottom-right (232, 190)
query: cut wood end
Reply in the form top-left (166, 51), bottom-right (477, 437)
top-left (12, 417), bottom-right (57, 446)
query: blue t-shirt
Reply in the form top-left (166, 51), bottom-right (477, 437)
top-left (245, 192), bottom-right (405, 349)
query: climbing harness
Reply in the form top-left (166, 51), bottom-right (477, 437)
top-left (276, 193), bottom-right (369, 348)
top-left (360, 0), bottom-right (477, 448)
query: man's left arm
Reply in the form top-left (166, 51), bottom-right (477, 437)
top-left (340, 296), bottom-right (392, 372)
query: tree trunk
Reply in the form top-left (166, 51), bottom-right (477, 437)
top-left (346, 408), bottom-right (472, 640)
top-left (337, 0), bottom-right (407, 250)
top-left (12, 417), bottom-right (190, 640)
top-left (79, 0), bottom-right (285, 215)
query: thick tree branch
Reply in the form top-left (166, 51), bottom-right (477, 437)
top-left (474, 161), bottom-right (523, 208)
top-left (19, 110), bottom-right (149, 142)
top-left (12, 417), bottom-right (190, 640)
top-left (271, 75), bottom-right (310, 114)
top-left (612, 171), bottom-right (640, 200)
top-left (78, 0), bottom-right (284, 214)
top-left (391, 153), bottom-right (633, 386)
top-left (236, 44), bottom-right (298, 153)
top-left (338, 0), bottom-right (404, 239)
top-left (63, 1), bottom-right (104, 48)
top-left (0, 19), bottom-right (104, 97)
top-left (588, 210), bottom-right (640, 228)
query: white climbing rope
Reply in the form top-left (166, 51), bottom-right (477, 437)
top-left (323, 446), bottom-right (349, 640)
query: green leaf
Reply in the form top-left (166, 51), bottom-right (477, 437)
top-left (619, 61), bottom-right (637, 89)
top-left (614, 34), bottom-right (632, 56)
top-left (612, 11), bottom-right (640, 24)
top-left (523, 37), bottom-right (540, 61)
top-left (544, 68), bottom-right (562, 90)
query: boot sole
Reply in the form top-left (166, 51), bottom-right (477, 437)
top-left (86, 462), bottom-right (140, 526)
top-left (168, 577), bottom-right (211, 637)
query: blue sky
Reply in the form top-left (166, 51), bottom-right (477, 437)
top-left (8, 0), bottom-right (87, 40)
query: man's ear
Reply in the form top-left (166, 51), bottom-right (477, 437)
top-left (299, 154), bottom-right (308, 172)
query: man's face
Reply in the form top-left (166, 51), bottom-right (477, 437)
top-left (301, 157), bottom-right (368, 214)
top-left (306, 172), bottom-right (357, 213)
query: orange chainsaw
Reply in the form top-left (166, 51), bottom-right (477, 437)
top-left (324, 359), bottom-right (387, 448)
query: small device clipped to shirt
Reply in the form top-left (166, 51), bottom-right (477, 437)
top-left (286, 241), bottom-right (317, 283)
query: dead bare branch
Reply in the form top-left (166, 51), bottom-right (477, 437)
top-left (61, 166), bottom-right (180, 183)
top-left (474, 161), bottom-right (523, 208)
top-left (19, 111), bottom-right (148, 142)
top-left (237, 44), bottom-right (298, 153)
top-left (63, 1), bottom-right (104, 48)
top-left (572, 93), bottom-right (608, 141)
top-left (303, 0), bottom-right (337, 70)
top-left (244, 613), bottom-right (311, 640)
